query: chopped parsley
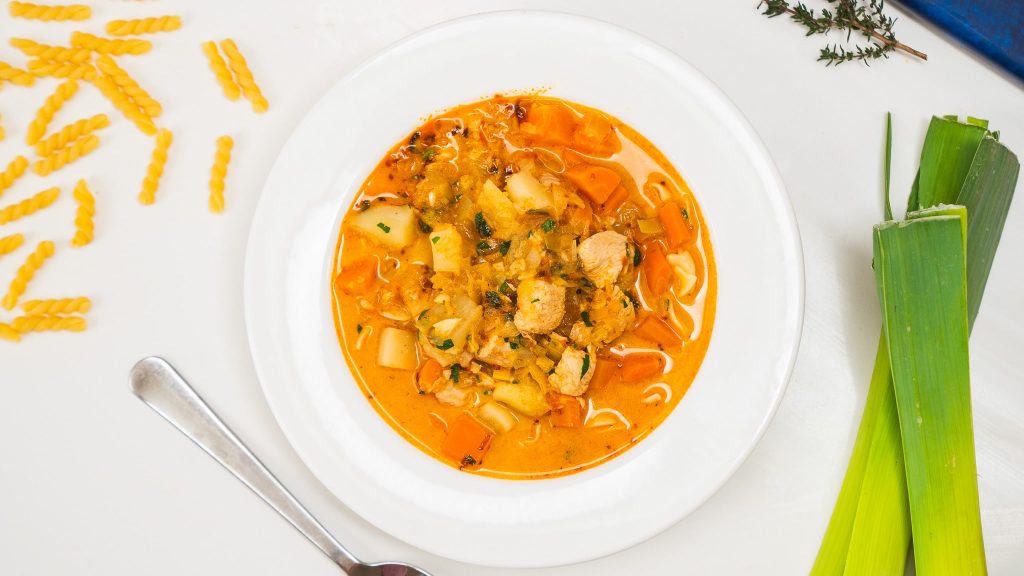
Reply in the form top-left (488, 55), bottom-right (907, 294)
top-left (581, 354), bottom-right (591, 378)
top-left (417, 219), bottom-right (433, 233)
top-left (418, 390), bottom-right (425, 395)
top-left (499, 280), bottom-right (510, 293)
top-left (450, 364), bottom-right (461, 382)
top-left (418, 309), bottom-right (429, 321)
top-left (356, 324), bottom-right (363, 333)
top-left (461, 455), bottom-right (477, 466)
top-left (531, 298), bottom-right (540, 303)
top-left (451, 194), bottom-right (462, 204)
top-left (621, 299), bottom-right (628, 308)
top-left (633, 243), bottom-right (643, 266)
top-left (474, 212), bottom-right (493, 237)
top-left (436, 338), bottom-right (455, 351)
top-left (431, 236), bottom-right (440, 244)
top-left (541, 218), bottom-right (556, 233)
top-left (421, 147), bottom-right (437, 162)
top-left (682, 208), bottom-right (690, 221)
top-left (498, 240), bottom-right (512, 256)
top-left (376, 222), bottom-right (391, 233)
top-left (477, 240), bottom-right (497, 255)
top-left (485, 291), bottom-right (502, 307)
top-left (581, 311), bottom-right (593, 327)
top-left (508, 340), bottom-right (520, 350)
top-left (355, 199), bottom-right (371, 211)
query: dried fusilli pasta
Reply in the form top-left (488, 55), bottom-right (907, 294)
top-left (106, 15), bottom-right (181, 36)
top-left (71, 179), bottom-right (94, 247)
top-left (0, 186), bottom-right (60, 225)
top-left (9, 1), bottom-right (90, 21)
top-left (208, 135), bottom-right (234, 213)
top-left (35, 113), bottom-right (109, 157)
top-left (12, 314), bottom-right (86, 333)
top-left (0, 322), bottom-right (19, 341)
top-left (0, 155), bottom-right (28, 198)
top-left (21, 296), bottom-right (91, 314)
top-left (96, 55), bottom-right (161, 117)
top-left (2, 240), bottom-right (55, 310)
top-left (33, 134), bottom-right (98, 176)
top-left (1, 61), bottom-right (35, 87)
top-left (70, 32), bottom-right (150, 56)
top-left (201, 41), bottom-right (240, 101)
top-left (0, 232), bottom-right (24, 256)
top-left (26, 59), bottom-right (94, 80)
top-left (10, 38), bottom-right (91, 63)
top-left (26, 79), bottom-right (78, 145)
top-left (219, 39), bottom-right (268, 112)
top-left (90, 72), bottom-right (156, 135)
top-left (139, 129), bottom-right (173, 205)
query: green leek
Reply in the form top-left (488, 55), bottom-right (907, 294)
top-left (873, 212), bottom-right (984, 575)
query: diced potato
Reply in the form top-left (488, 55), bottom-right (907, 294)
top-left (403, 235), bottom-right (434, 267)
top-left (429, 224), bottom-right (463, 273)
top-left (350, 204), bottom-right (418, 250)
top-left (666, 252), bottom-right (698, 296)
top-left (376, 327), bottom-right (418, 370)
top-left (477, 180), bottom-right (520, 236)
top-left (507, 172), bottom-right (555, 214)
top-left (477, 402), bottom-right (518, 433)
top-left (493, 381), bottom-right (550, 418)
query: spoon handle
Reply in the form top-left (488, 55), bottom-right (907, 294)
top-left (129, 356), bottom-right (359, 572)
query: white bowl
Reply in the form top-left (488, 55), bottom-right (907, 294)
top-left (244, 11), bottom-right (803, 568)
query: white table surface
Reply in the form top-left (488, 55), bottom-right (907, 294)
top-left (1, 1), bottom-right (1021, 574)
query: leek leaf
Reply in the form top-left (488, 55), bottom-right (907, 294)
top-left (874, 214), bottom-right (985, 575)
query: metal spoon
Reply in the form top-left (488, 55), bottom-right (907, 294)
top-left (129, 356), bottom-right (432, 576)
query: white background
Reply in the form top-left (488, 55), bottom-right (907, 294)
top-left (1, 1), bottom-right (1021, 574)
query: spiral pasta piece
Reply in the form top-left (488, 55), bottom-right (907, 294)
top-left (89, 72), bottom-right (156, 135)
top-left (0, 232), bottom-right (24, 257)
top-left (106, 15), bottom-right (181, 36)
top-left (0, 155), bottom-right (29, 199)
top-left (0, 156), bottom-right (29, 200)
top-left (0, 186), bottom-right (60, 225)
top-left (35, 113), bottom-right (109, 157)
top-left (139, 129), bottom-right (173, 205)
top-left (21, 296), bottom-right (91, 314)
top-left (1, 61), bottom-right (35, 87)
top-left (33, 134), bottom-right (98, 176)
top-left (70, 32), bottom-right (151, 56)
top-left (26, 59), bottom-right (94, 80)
top-left (12, 314), bottom-right (86, 333)
top-left (26, 79), bottom-right (78, 145)
top-left (95, 55), bottom-right (161, 117)
top-left (10, 39), bottom-right (91, 63)
top-left (219, 39), bottom-right (268, 112)
top-left (9, 1), bottom-right (90, 21)
top-left (0, 322), bottom-right (19, 341)
top-left (201, 41), bottom-right (240, 101)
top-left (2, 240), bottom-right (55, 310)
top-left (207, 135), bottom-right (234, 213)
top-left (69, 178), bottom-right (96, 247)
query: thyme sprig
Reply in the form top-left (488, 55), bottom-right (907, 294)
top-left (759, 0), bottom-right (926, 66)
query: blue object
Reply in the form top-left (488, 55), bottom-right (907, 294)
top-left (895, 0), bottom-right (1024, 83)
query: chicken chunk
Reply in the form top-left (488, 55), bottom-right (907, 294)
top-left (578, 230), bottom-right (628, 288)
top-left (514, 278), bottom-right (565, 334)
top-left (569, 285), bottom-right (636, 347)
top-left (477, 334), bottom-right (518, 368)
top-left (435, 382), bottom-right (471, 407)
top-left (548, 347), bottom-right (595, 397)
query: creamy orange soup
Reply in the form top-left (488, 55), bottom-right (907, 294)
top-left (331, 95), bottom-right (715, 479)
